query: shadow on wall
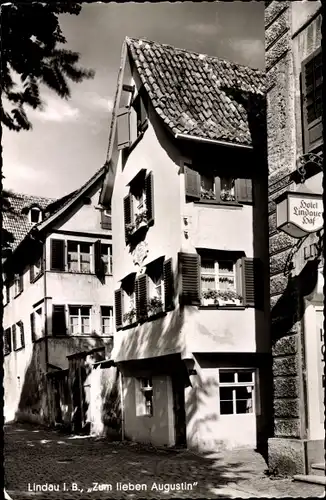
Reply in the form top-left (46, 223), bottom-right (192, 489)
top-left (100, 367), bottom-right (122, 438)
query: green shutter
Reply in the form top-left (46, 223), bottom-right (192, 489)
top-left (184, 165), bottom-right (201, 200)
top-left (163, 258), bottom-right (174, 311)
top-left (178, 252), bottom-right (201, 306)
top-left (114, 289), bottom-right (124, 330)
top-left (145, 171), bottom-right (154, 226)
top-left (117, 107), bottom-right (131, 150)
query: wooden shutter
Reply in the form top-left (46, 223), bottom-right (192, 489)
top-left (145, 171), bottom-right (154, 226)
top-left (178, 252), bottom-right (201, 305)
top-left (94, 240), bottom-right (103, 276)
top-left (114, 289), bottom-right (124, 330)
top-left (163, 258), bottom-right (174, 311)
top-left (101, 211), bottom-right (112, 230)
top-left (123, 194), bottom-right (133, 241)
top-left (241, 257), bottom-right (263, 308)
top-left (4, 328), bottom-right (11, 354)
top-left (12, 324), bottom-right (17, 351)
top-left (30, 265), bottom-right (35, 283)
top-left (30, 312), bottom-right (36, 342)
top-left (19, 322), bottom-right (25, 348)
top-left (52, 305), bottom-right (67, 336)
top-left (235, 179), bottom-right (253, 204)
top-left (184, 165), bottom-right (201, 200)
top-left (50, 239), bottom-right (65, 271)
top-left (136, 274), bottom-right (149, 320)
top-left (117, 107), bottom-right (131, 150)
top-left (302, 47), bottom-right (323, 153)
top-left (19, 274), bottom-right (24, 293)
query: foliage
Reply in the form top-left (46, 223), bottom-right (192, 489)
top-left (135, 210), bottom-right (148, 226)
top-left (220, 189), bottom-right (236, 202)
top-left (1, 3), bottom-right (94, 131)
top-left (125, 223), bottom-right (136, 237)
top-left (202, 289), bottom-right (242, 303)
top-left (146, 297), bottom-right (163, 315)
top-left (123, 308), bottom-right (137, 325)
top-left (200, 188), bottom-right (215, 200)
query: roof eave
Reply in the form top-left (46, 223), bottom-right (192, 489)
top-left (174, 132), bottom-right (253, 150)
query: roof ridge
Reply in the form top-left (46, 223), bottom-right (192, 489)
top-left (125, 36), bottom-right (264, 73)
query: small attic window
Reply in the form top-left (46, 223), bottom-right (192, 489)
top-left (29, 207), bottom-right (42, 224)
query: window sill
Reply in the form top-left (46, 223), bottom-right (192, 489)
top-left (4, 351), bottom-right (11, 356)
top-left (30, 271), bottom-right (44, 285)
top-left (122, 310), bottom-right (168, 329)
top-left (14, 346), bottom-right (25, 352)
top-left (194, 200), bottom-right (243, 208)
top-left (199, 305), bottom-right (246, 310)
top-left (14, 290), bottom-right (23, 299)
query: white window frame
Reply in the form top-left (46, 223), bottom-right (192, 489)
top-left (218, 369), bottom-right (255, 416)
top-left (220, 177), bottom-right (236, 202)
top-left (101, 244), bottom-right (113, 275)
top-left (67, 241), bottom-right (93, 274)
top-left (201, 259), bottom-right (236, 292)
top-left (15, 321), bottom-right (25, 350)
top-left (32, 255), bottom-right (43, 280)
top-left (14, 274), bottom-right (23, 297)
top-left (68, 305), bottom-right (91, 335)
top-left (135, 377), bottom-right (153, 417)
top-left (101, 306), bottom-right (113, 335)
top-left (34, 306), bottom-right (44, 341)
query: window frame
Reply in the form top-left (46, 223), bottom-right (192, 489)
top-left (4, 327), bottom-right (12, 355)
top-left (14, 274), bottom-right (23, 298)
top-left (29, 207), bottom-right (42, 224)
top-left (200, 256), bottom-right (241, 306)
top-left (67, 241), bottom-right (93, 274)
top-left (218, 369), bottom-right (255, 416)
top-left (68, 305), bottom-right (92, 335)
top-left (135, 377), bottom-right (153, 417)
top-left (13, 321), bottom-right (25, 351)
top-left (101, 306), bottom-right (113, 335)
top-left (101, 243), bottom-right (113, 275)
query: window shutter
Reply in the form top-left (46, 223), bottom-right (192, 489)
top-left (241, 257), bottom-right (263, 308)
top-left (215, 177), bottom-right (221, 201)
top-left (30, 265), bottom-right (35, 283)
top-left (50, 239), bottom-right (65, 271)
top-left (30, 312), bottom-right (36, 342)
top-left (117, 107), bottom-right (131, 150)
top-left (19, 322), bottom-right (25, 348)
top-left (184, 165), bottom-right (201, 200)
top-left (302, 48), bottom-right (323, 153)
top-left (19, 274), bottom-right (24, 293)
top-left (4, 328), bottom-right (11, 354)
top-left (101, 211), bottom-right (112, 230)
top-left (12, 324), bottom-right (17, 351)
top-left (145, 171), bottom-right (154, 226)
top-left (235, 179), bottom-right (253, 204)
top-left (94, 240), bottom-right (103, 276)
top-left (52, 305), bottom-right (67, 336)
top-left (123, 194), bottom-right (133, 241)
top-left (163, 258), bottom-right (174, 311)
top-left (114, 289), bottom-right (124, 330)
top-left (136, 274), bottom-right (149, 321)
top-left (178, 252), bottom-right (201, 305)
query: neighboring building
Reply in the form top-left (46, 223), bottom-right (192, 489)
top-left (3, 168), bottom-right (114, 431)
top-left (265, 1), bottom-right (324, 476)
top-left (100, 37), bottom-right (271, 453)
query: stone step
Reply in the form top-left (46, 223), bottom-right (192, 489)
top-left (293, 474), bottom-right (326, 486)
top-left (311, 463), bottom-right (326, 477)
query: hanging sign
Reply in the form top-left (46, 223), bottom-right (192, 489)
top-left (276, 191), bottom-right (323, 238)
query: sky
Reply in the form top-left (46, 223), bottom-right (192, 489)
top-left (2, 2), bottom-right (265, 199)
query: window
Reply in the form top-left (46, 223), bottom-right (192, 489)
top-left (52, 305), bottom-right (67, 336)
top-left (219, 369), bottom-right (255, 415)
top-left (14, 274), bottom-right (23, 297)
top-left (30, 255), bottom-right (43, 282)
top-left (4, 328), bottom-right (11, 355)
top-left (133, 94), bottom-right (148, 136)
top-left (301, 47), bottom-right (323, 152)
top-left (67, 242), bottom-right (92, 273)
top-left (184, 164), bottom-right (252, 204)
top-left (13, 322), bottom-right (25, 350)
top-left (69, 306), bottom-right (91, 334)
top-left (116, 94), bottom-right (148, 150)
top-left (135, 377), bottom-right (153, 417)
top-left (101, 244), bottom-right (113, 275)
top-left (31, 307), bottom-right (43, 342)
top-left (123, 171), bottom-right (154, 242)
top-left (101, 306), bottom-right (113, 335)
top-left (101, 210), bottom-right (112, 230)
top-left (29, 207), bottom-right (42, 224)
top-left (200, 257), bottom-right (240, 305)
top-left (147, 258), bottom-right (165, 314)
top-left (4, 284), bottom-right (10, 306)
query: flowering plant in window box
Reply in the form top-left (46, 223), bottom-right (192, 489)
top-left (220, 189), bottom-right (236, 202)
top-left (201, 289), bottom-right (242, 306)
top-left (123, 308), bottom-right (137, 325)
top-left (146, 297), bottom-right (163, 317)
top-left (126, 223), bottom-right (136, 238)
top-left (135, 210), bottom-right (148, 228)
top-left (200, 188), bottom-right (215, 200)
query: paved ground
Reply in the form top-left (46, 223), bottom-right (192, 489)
top-left (4, 423), bottom-right (325, 499)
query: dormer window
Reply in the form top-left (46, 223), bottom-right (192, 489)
top-left (29, 207), bottom-right (42, 224)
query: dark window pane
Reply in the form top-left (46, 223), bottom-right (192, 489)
top-left (220, 400), bottom-right (233, 415)
top-left (219, 387), bottom-right (233, 400)
top-left (235, 386), bottom-right (252, 399)
top-left (80, 306), bottom-right (90, 316)
top-left (238, 370), bottom-right (254, 383)
top-left (69, 306), bottom-right (79, 316)
top-left (80, 242), bottom-right (91, 254)
top-left (68, 241), bottom-right (78, 252)
top-left (219, 371), bottom-right (235, 383)
top-left (236, 398), bottom-right (253, 414)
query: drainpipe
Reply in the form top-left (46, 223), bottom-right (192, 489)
top-left (43, 240), bottom-right (49, 368)
top-left (119, 370), bottom-right (125, 441)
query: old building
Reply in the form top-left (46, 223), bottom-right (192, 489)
top-left (265, 1), bottom-right (324, 477)
top-left (3, 168), bottom-right (114, 431)
top-left (100, 37), bottom-right (271, 453)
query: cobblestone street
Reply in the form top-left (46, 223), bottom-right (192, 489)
top-left (4, 423), bottom-right (325, 499)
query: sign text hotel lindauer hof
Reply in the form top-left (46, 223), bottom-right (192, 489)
top-left (289, 195), bottom-right (323, 233)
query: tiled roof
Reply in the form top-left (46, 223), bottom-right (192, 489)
top-left (2, 192), bottom-right (55, 250)
top-left (126, 37), bottom-right (266, 146)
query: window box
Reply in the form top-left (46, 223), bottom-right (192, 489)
top-left (202, 289), bottom-right (243, 307)
top-left (123, 307), bottom-right (137, 326)
top-left (146, 297), bottom-right (163, 317)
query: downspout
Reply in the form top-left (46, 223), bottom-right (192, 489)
top-left (43, 240), bottom-right (49, 368)
top-left (119, 370), bottom-right (125, 441)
